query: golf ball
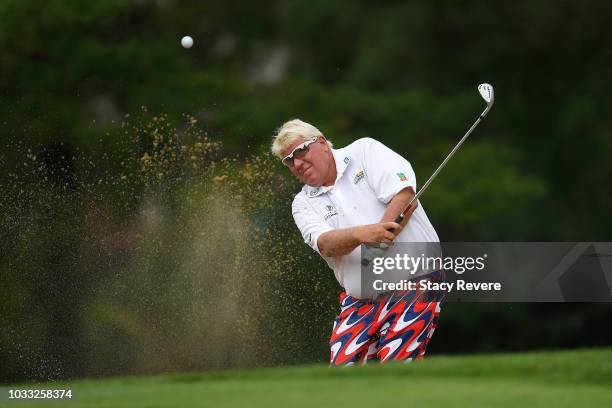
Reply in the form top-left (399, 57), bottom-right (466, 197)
top-left (181, 36), bottom-right (193, 49)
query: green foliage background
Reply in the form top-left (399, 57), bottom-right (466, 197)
top-left (1, 0), bottom-right (611, 383)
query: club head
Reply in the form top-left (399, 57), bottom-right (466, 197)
top-left (478, 83), bottom-right (494, 106)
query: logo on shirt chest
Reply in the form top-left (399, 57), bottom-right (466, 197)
top-left (324, 204), bottom-right (338, 220)
top-left (354, 169), bottom-right (365, 184)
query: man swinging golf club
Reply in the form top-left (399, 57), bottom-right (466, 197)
top-left (272, 84), bottom-right (493, 365)
top-left (271, 119), bottom-right (442, 365)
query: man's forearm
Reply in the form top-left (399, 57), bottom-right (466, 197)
top-left (317, 227), bottom-right (361, 258)
top-left (380, 187), bottom-right (415, 229)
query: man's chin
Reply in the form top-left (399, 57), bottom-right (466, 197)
top-left (303, 177), bottom-right (322, 187)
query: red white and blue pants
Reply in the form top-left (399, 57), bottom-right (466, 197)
top-left (329, 271), bottom-right (444, 365)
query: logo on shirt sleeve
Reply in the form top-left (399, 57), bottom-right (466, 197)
top-left (397, 172), bottom-right (408, 182)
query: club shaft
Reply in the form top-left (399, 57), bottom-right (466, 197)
top-left (401, 109), bottom-right (488, 216)
top-left (393, 108), bottom-right (490, 224)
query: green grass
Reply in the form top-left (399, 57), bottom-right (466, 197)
top-left (2, 348), bottom-right (611, 408)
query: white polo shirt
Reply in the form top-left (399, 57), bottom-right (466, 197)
top-left (292, 137), bottom-right (439, 298)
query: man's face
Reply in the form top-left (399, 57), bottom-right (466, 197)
top-left (280, 137), bottom-right (333, 187)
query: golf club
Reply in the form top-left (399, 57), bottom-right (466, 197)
top-left (362, 83), bottom-right (495, 266)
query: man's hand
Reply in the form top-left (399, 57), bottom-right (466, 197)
top-left (354, 222), bottom-right (402, 244)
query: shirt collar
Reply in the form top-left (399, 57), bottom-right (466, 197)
top-left (304, 149), bottom-right (351, 198)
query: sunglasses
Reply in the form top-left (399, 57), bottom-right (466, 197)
top-left (282, 137), bottom-right (319, 167)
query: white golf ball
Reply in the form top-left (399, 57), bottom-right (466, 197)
top-left (181, 36), bottom-right (193, 49)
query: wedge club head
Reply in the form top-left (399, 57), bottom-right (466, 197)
top-left (478, 83), bottom-right (494, 117)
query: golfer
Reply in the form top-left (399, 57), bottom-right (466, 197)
top-left (272, 119), bottom-right (443, 365)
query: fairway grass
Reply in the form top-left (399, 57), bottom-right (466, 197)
top-left (2, 348), bottom-right (611, 408)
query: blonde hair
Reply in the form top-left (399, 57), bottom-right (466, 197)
top-left (271, 119), bottom-right (333, 158)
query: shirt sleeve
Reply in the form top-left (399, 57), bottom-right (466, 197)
top-left (292, 194), bottom-right (335, 255)
top-left (361, 138), bottom-right (417, 204)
